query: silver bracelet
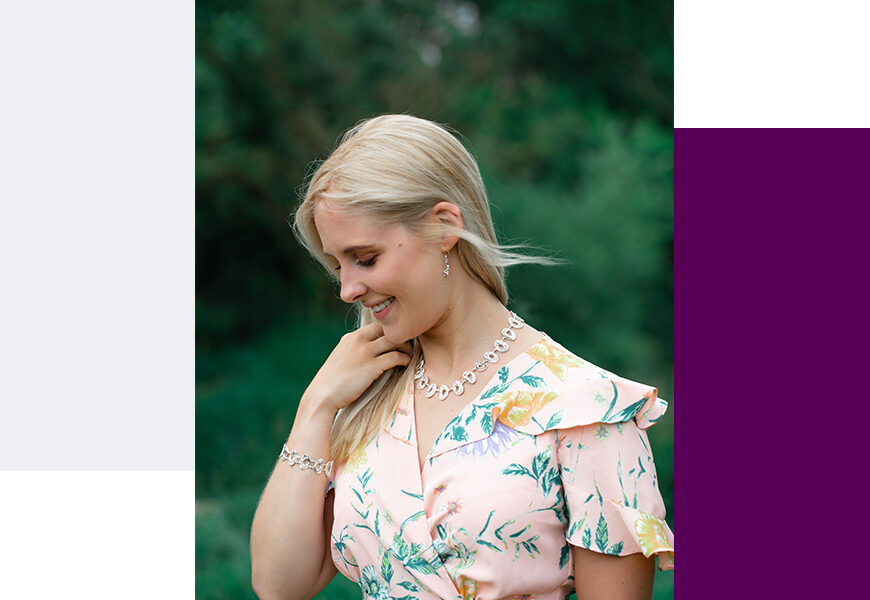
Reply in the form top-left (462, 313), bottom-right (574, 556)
top-left (279, 444), bottom-right (333, 477)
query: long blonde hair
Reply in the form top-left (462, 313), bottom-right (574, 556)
top-left (291, 114), bottom-right (562, 464)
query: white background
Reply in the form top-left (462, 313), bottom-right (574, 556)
top-left (675, 1), bottom-right (870, 127)
top-left (0, 1), bottom-right (867, 597)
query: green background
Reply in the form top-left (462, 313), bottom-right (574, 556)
top-left (196, 1), bottom-right (673, 598)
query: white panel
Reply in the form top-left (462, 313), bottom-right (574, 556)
top-left (0, 472), bottom-right (194, 598)
top-left (676, 1), bottom-right (870, 127)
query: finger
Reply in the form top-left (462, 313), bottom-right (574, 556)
top-left (361, 321), bottom-right (385, 340)
top-left (373, 336), bottom-right (414, 357)
top-left (376, 350), bottom-right (412, 370)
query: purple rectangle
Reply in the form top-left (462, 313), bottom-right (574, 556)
top-left (676, 128), bottom-right (868, 595)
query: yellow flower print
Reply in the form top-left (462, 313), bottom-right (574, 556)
top-left (458, 576), bottom-right (478, 600)
top-left (634, 512), bottom-right (673, 557)
top-left (492, 390), bottom-right (561, 428)
top-left (345, 442), bottom-right (368, 473)
top-left (525, 338), bottom-right (584, 381)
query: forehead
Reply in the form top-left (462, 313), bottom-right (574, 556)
top-left (314, 205), bottom-right (403, 257)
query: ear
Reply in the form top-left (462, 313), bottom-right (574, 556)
top-left (429, 201), bottom-right (463, 252)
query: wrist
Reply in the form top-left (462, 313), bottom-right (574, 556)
top-left (297, 390), bottom-right (338, 423)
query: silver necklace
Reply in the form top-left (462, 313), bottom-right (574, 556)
top-left (413, 311), bottom-right (525, 401)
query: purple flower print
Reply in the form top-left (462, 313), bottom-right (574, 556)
top-left (454, 419), bottom-right (518, 458)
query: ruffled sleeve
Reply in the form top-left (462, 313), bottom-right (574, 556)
top-left (557, 418), bottom-right (674, 570)
top-left (491, 370), bottom-right (674, 570)
top-left (492, 371), bottom-right (669, 434)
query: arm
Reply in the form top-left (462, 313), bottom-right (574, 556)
top-left (573, 547), bottom-right (655, 600)
top-left (250, 396), bottom-right (337, 600)
top-left (250, 323), bottom-right (412, 600)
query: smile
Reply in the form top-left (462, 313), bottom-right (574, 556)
top-left (373, 297), bottom-right (395, 313)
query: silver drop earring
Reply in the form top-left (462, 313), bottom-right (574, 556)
top-left (443, 252), bottom-right (450, 278)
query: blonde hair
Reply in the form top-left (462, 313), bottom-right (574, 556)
top-left (291, 114), bottom-right (562, 464)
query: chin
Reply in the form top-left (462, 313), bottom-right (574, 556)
top-left (380, 327), bottom-right (403, 345)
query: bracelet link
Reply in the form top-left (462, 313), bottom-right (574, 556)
top-left (279, 444), bottom-right (333, 477)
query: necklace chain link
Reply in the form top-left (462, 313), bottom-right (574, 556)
top-left (413, 312), bottom-right (525, 401)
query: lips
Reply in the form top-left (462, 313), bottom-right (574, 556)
top-left (372, 297), bottom-right (395, 312)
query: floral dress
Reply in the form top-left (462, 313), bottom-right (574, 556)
top-left (329, 333), bottom-right (674, 600)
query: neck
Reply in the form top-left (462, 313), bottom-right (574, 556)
top-left (416, 280), bottom-right (515, 379)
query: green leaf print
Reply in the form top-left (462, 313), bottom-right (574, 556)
top-left (637, 431), bottom-right (651, 453)
top-left (617, 455), bottom-right (630, 507)
top-left (607, 397), bottom-right (648, 423)
top-left (594, 481), bottom-right (604, 506)
top-left (481, 381), bottom-right (507, 400)
top-left (493, 520), bottom-right (515, 547)
top-left (532, 446), bottom-right (552, 479)
top-left (476, 510), bottom-right (505, 553)
top-left (607, 542), bottom-right (624, 555)
top-left (381, 551), bottom-right (393, 583)
top-left (599, 381), bottom-right (620, 422)
top-left (397, 581), bottom-right (421, 591)
top-left (477, 510), bottom-right (495, 537)
top-left (582, 527), bottom-right (592, 548)
top-left (331, 525), bottom-right (359, 569)
top-left (391, 533), bottom-right (410, 560)
top-left (391, 533), bottom-right (438, 577)
top-left (519, 374), bottom-right (546, 387)
top-left (401, 489), bottom-right (424, 501)
top-left (568, 512), bottom-right (587, 540)
top-left (477, 539), bottom-right (502, 552)
top-left (508, 524), bottom-right (531, 538)
top-left (447, 424), bottom-right (468, 442)
top-left (559, 542), bottom-right (570, 569)
top-left (498, 366), bottom-right (509, 383)
top-left (480, 413), bottom-right (493, 435)
top-left (399, 510), bottom-right (426, 536)
top-left (545, 409), bottom-right (564, 430)
top-left (518, 537), bottom-right (541, 559)
top-left (540, 467), bottom-right (559, 497)
top-left (352, 505), bottom-right (371, 523)
top-left (502, 463), bottom-right (533, 477)
top-left (405, 554), bottom-right (437, 574)
top-left (637, 456), bottom-right (647, 479)
top-left (594, 514), bottom-right (609, 553)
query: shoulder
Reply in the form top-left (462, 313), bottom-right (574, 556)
top-left (495, 333), bottom-right (668, 435)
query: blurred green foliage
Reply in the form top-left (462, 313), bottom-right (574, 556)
top-left (196, 1), bottom-right (673, 598)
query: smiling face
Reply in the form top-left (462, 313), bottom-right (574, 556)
top-left (314, 204), bottom-right (447, 343)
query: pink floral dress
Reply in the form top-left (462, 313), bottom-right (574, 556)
top-left (329, 333), bottom-right (674, 599)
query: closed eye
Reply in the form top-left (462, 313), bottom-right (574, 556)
top-left (334, 257), bottom-right (376, 271)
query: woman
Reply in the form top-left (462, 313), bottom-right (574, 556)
top-left (250, 114), bottom-right (674, 600)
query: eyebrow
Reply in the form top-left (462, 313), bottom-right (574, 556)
top-left (322, 244), bottom-right (378, 259)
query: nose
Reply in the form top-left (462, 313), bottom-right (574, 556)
top-left (339, 271), bottom-right (366, 304)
